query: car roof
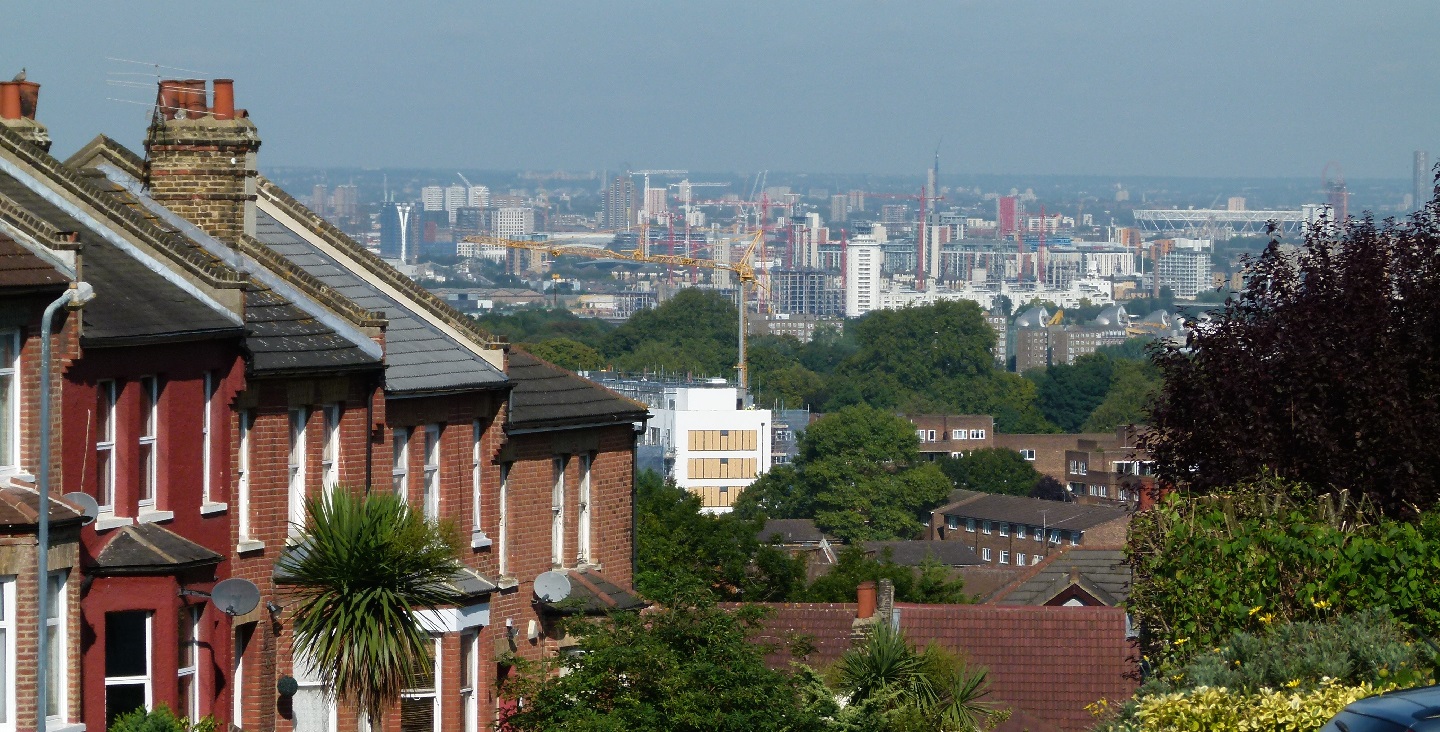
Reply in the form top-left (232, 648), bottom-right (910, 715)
top-left (1345, 685), bottom-right (1440, 727)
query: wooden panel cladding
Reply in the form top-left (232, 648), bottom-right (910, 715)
top-left (687, 457), bottom-right (758, 479)
top-left (687, 485), bottom-right (741, 508)
top-left (687, 429), bottom-right (758, 452)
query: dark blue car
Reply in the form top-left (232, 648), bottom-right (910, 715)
top-left (1322, 685), bottom-right (1440, 731)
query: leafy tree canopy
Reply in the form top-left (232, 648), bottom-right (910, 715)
top-left (937, 448), bottom-right (1042, 497)
top-left (520, 337), bottom-right (605, 372)
top-left (603, 289), bottom-right (738, 376)
top-left (803, 546), bottom-right (971, 605)
top-left (1029, 353), bottom-right (1117, 432)
top-left (1144, 202), bottom-right (1440, 513)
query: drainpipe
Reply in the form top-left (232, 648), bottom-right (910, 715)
top-left (36, 281), bottom-right (94, 732)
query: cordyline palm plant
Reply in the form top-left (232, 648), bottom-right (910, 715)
top-left (275, 486), bottom-right (464, 727)
top-left (837, 622), bottom-right (1007, 731)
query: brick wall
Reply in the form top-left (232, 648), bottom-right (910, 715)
top-left (144, 117), bottom-right (261, 244)
top-left (0, 529), bottom-right (82, 732)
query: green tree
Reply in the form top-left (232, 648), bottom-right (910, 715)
top-left (736, 405), bottom-right (951, 542)
top-left (803, 546), bottom-right (971, 605)
top-left (603, 289), bottom-right (738, 376)
top-left (276, 488), bottom-right (464, 726)
top-left (835, 623), bottom-right (1006, 732)
top-left (1081, 360), bottom-right (1160, 433)
top-left (636, 470), bottom-right (804, 603)
top-left (499, 602), bottom-right (830, 732)
top-left (520, 337), bottom-right (605, 371)
top-left (937, 448), bottom-right (1042, 496)
top-left (1030, 353), bottom-right (1116, 432)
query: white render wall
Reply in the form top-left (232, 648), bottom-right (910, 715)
top-left (651, 385), bottom-right (771, 513)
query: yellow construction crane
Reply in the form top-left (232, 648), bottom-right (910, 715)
top-left (461, 231), bottom-right (765, 405)
top-left (1046, 308), bottom-right (1065, 326)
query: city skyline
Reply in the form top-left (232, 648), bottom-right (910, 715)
top-left (10, 1), bottom-right (1440, 179)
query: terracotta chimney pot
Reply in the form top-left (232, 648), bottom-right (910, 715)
top-left (857, 580), bottom-right (877, 620)
top-left (212, 79), bottom-right (235, 120)
top-left (0, 83), bottom-right (19, 120)
top-left (17, 81), bottom-right (40, 119)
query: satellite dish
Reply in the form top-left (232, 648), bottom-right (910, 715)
top-left (61, 492), bottom-right (99, 525)
top-left (209, 578), bottom-right (261, 617)
top-left (533, 571), bottom-right (572, 603)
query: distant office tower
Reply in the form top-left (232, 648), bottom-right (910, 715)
top-left (380, 202), bottom-right (417, 262)
top-left (493, 207), bottom-right (536, 240)
top-left (1416, 151), bottom-right (1431, 210)
top-left (1157, 248), bottom-right (1211, 299)
top-left (880, 204), bottom-right (910, 224)
top-left (830, 194), bottom-right (848, 223)
top-left (421, 185), bottom-right (445, 211)
top-left (773, 269), bottom-right (842, 316)
top-left (443, 184), bottom-right (466, 224)
top-left (644, 187), bottom-right (668, 220)
top-left (311, 184), bottom-right (328, 216)
top-left (844, 236), bottom-right (883, 317)
top-left (847, 189), bottom-right (865, 213)
top-left (331, 184), bottom-right (359, 219)
top-left (997, 196), bottom-right (1020, 237)
top-left (1227, 197), bottom-right (1246, 212)
top-left (468, 185), bottom-right (490, 208)
top-left (603, 177), bottom-right (637, 230)
top-left (454, 207), bottom-right (488, 235)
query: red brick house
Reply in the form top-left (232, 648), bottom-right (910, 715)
top-left (0, 76), bottom-right (648, 732)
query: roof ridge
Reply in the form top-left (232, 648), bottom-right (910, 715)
top-left (512, 346), bottom-right (651, 413)
top-left (237, 234), bottom-right (388, 329)
top-left (62, 135), bottom-right (146, 180)
top-left (256, 177), bottom-right (506, 349)
top-left (0, 125), bottom-right (244, 289)
top-left (118, 524), bottom-right (180, 565)
top-left (985, 546), bottom-right (1071, 604)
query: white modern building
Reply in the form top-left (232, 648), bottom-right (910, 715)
top-left (845, 232), bottom-right (884, 317)
top-left (421, 185), bottom-right (445, 211)
top-left (467, 185), bottom-right (491, 208)
top-left (492, 207), bottom-right (536, 240)
top-left (444, 184), bottom-right (468, 223)
top-left (647, 384), bottom-right (771, 513)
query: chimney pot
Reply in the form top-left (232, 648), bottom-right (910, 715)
top-left (157, 80), bottom-right (183, 120)
top-left (16, 81), bottom-right (39, 119)
top-left (212, 79), bottom-right (235, 120)
top-left (0, 83), bottom-right (19, 120)
top-left (856, 580), bottom-right (877, 620)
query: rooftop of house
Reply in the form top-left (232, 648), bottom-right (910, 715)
top-left (758, 518), bottom-right (828, 545)
top-left (988, 547), bottom-right (1132, 606)
top-left (0, 482), bottom-right (85, 530)
top-left (91, 523), bottom-right (224, 575)
top-left (0, 233), bottom-right (67, 290)
top-left (935, 490), bottom-right (1130, 532)
top-left (863, 539), bottom-right (982, 567)
top-left (505, 349), bottom-right (648, 431)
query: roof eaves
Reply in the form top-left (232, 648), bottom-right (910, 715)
top-left (63, 135), bottom-right (145, 179)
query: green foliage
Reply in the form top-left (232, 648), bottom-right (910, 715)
top-left (499, 602), bottom-right (831, 732)
top-left (1095, 337), bottom-right (1155, 362)
top-left (636, 470), bottom-right (805, 603)
top-left (1030, 353), bottom-right (1117, 432)
top-left (276, 487), bottom-right (464, 725)
top-left (802, 546), bottom-right (970, 605)
top-left (1126, 475), bottom-right (1440, 662)
top-left (1095, 680), bottom-right (1398, 732)
top-left (604, 289), bottom-right (738, 376)
top-left (1080, 360), bottom-right (1160, 433)
top-left (735, 405), bottom-right (951, 542)
top-left (834, 623), bottom-right (1008, 732)
top-left (520, 337), bottom-right (605, 371)
top-left (474, 306), bottom-right (611, 349)
top-left (109, 705), bottom-right (217, 732)
top-left (937, 448), bottom-right (1041, 497)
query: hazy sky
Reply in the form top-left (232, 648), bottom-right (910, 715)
top-left (12, 1), bottom-right (1439, 179)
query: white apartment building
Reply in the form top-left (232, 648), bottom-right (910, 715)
top-left (421, 185), bottom-right (445, 211)
top-left (444, 184), bottom-right (467, 223)
top-left (1157, 250), bottom-right (1211, 299)
top-left (492, 206), bottom-right (536, 240)
top-left (845, 233), bottom-right (884, 317)
top-left (648, 384), bottom-right (771, 513)
top-left (468, 185), bottom-right (491, 208)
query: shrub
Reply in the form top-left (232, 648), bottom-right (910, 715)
top-left (109, 705), bottom-right (217, 732)
top-left (1098, 680), bottom-right (1394, 732)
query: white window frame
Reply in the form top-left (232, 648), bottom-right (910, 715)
top-left (965, 518), bottom-right (975, 532)
top-left (577, 453), bottom-right (592, 565)
top-left (498, 463), bottom-right (510, 577)
top-left (952, 429), bottom-right (965, 440)
top-left (96, 380), bottom-right (117, 513)
top-left (201, 372), bottom-right (214, 506)
top-left (288, 408), bottom-right (308, 539)
top-left (999, 522), bottom-right (1009, 537)
top-left (292, 649), bottom-right (336, 732)
top-left (392, 428), bottom-right (410, 502)
top-left (471, 420), bottom-right (484, 541)
top-left (982, 520), bottom-right (992, 535)
top-left (422, 424), bottom-right (441, 521)
top-left (232, 625), bottom-right (251, 729)
top-left (1034, 526), bottom-right (1043, 542)
top-left (45, 571), bottom-right (67, 723)
top-left (1000, 550), bottom-right (1010, 565)
top-left (981, 547), bottom-right (992, 562)
top-left (927, 430), bottom-right (936, 442)
top-left (551, 457), bottom-right (566, 567)
top-left (915, 429), bottom-right (926, 442)
top-left (1016, 524), bottom-right (1027, 539)
top-left (178, 605), bottom-right (200, 721)
top-left (1020, 449), bottom-right (1036, 461)
top-left (0, 330), bottom-right (19, 473)
top-left (399, 636), bottom-right (441, 732)
top-left (1016, 553), bottom-right (1027, 567)
top-left (459, 631), bottom-right (478, 732)
top-left (236, 411), bottom-right (254, 543)
top-left (946, 516), bottom-right (959, 531)
top-left (1049, 529), bottom-right (1061, 545)
top-left (138, 376), bottom-right (159, 509)
top-left (321, 404), bottom-right (342, 491)
top-left (104, 610), bottom-right (151, 721)
top-left (970, 429), bottom-right (985, 439)
top-left (0, 575), bottom-right (13, 731)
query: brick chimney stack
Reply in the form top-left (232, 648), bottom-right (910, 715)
top-left (0, 77), bottom-right (52, 151)
top-left (144, 79), bottom-right (260, 244)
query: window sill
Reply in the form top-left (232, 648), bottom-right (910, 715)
top-left (94, 514), bottom-right (134, 532)
top-left (470, 532), bottom-right (492, 549)
top-left (200, 502), bottom-right (228, 516)
top-left (46, 723), bottom-right (85, 732)
top-left (496, 576), bottom-right (519, 590)
top-left (137, 510), bottom-right (174, 524)
top-left (237, 539), bottom-right (266, 554)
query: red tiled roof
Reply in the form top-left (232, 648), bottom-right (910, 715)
top-left (0, 234), bottom-right (67, 289)
top-left (721, 602), bottom-right (859, 669)
top-left (896, 603), bottom-right (1138, 731)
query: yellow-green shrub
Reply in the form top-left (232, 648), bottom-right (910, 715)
top-left (1120, 680), bottom-right (1395, 732)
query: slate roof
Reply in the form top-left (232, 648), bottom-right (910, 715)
top-left (83, 160), bottom-right (382, 374)
top-left (0, 149), bottom-right (243, 345)
top-left (538, 569), bottom-right (646, 615)
top-left (0, 482), bottom-right (85, 530)
top-left (864, 540), bottom-right (982, 567)
top-left (254, 210), bottom-right (505, 394)
top-left (759, 518), bottom-right (827, 544)
top-left (506, 350), bottom-right (648, 430)
top-left (935, 491), bottom-right (1130, 532)
top-left (92, 523), bottom-right (224, 575)
top-left (990, 547), bottom-right (1131, 606)
top-left (0, 234), bottom-right (67, 290)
